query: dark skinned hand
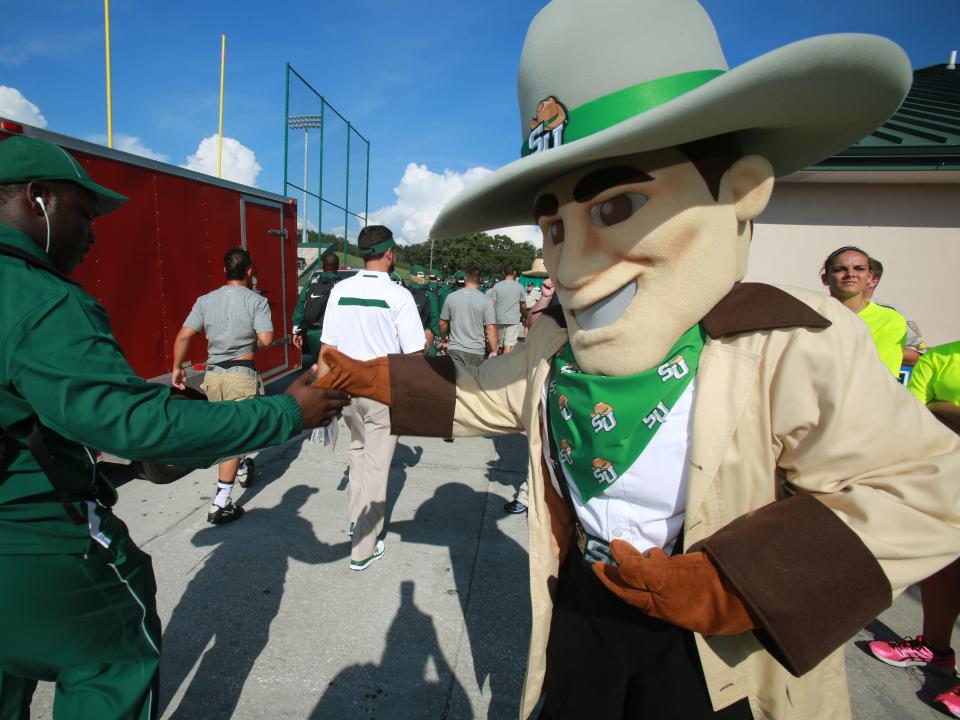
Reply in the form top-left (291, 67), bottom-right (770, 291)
top-left (284, 365), bottom-right (351, 427)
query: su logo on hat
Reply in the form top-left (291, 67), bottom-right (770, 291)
top-left (527, 96), bottom-right (568, 155)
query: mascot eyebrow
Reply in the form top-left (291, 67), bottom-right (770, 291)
top-left (573, 166), bottom-right (654, 202)
top-left (533, 166), bottom-right (653, 222)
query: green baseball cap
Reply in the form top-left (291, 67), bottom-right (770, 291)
top-left (410, 264), bottom-right (425, 275)
top-left (0, 134), bottom-right (127, 215)
top-left (454, 270), bottom-right (465, 283)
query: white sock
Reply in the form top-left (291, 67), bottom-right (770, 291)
top-left (214, 481), bottom-right (235, 508)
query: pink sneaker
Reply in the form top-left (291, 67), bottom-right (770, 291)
top-left (868, 635), bottom-right (956, 676)
top-left (936, 682), bottom-right (960, 718)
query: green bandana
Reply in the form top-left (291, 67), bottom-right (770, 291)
top-left (548, 324), bottom-right (705, 502)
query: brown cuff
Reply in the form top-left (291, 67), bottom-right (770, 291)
top-left (388, 354), bottom-right (457, 436)
top-left (697, 494), bottom-right (891, 676)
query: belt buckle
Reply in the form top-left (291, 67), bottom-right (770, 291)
top-left (575, 523), bottom-right (613, 565)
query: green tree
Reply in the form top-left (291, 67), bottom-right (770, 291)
top-left (395, 233), bottom-right (537, 278)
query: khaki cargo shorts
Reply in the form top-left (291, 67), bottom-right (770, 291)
top-left (201, 366), bottom-right (263, 401)
top-left (496, 323), bottom-right (522, 349)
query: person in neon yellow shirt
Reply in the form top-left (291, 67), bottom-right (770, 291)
top-left (868, 340), bottom-right (960, 717)
top-left (821, 246), bottom-right (906, 377)
top-left (909, 340), bottom-right (960, 433)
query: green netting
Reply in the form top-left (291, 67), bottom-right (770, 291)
top-left (284, 64), bottom-right (370, 259)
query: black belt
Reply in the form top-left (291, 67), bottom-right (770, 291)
top-left (575, 522), bottom-right (613, 565)
top-left (210, 359), bottom-right (257, 371)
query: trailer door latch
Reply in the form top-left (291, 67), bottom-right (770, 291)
top-left (268, 228), bottom-right (288, 239)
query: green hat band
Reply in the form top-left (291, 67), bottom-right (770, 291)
top-left (359, 237), bottom-right (397, 257)
top-left (521, 69), bottom-right (725, 158)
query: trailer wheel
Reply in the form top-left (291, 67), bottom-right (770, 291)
top-left (140, 460), bottom-right (191, 485)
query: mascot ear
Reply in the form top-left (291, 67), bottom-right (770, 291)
top-left (726, 155), bottom-right (775, 223)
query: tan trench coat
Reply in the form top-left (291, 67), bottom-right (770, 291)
top-left (390, 283), bottom-right (960, 719)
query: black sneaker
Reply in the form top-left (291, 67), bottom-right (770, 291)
top-left (207, 500), bottom-right (244, 525)
top-left (237, 458), bottom-right (255, 489)
top-left (503, 500), bottom-right (527, 514)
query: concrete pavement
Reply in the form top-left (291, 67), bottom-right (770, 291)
top-left (27, 426), bottom-right (959, 719)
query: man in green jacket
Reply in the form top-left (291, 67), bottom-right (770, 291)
top-left (0, 133), bottom-right (349, 720)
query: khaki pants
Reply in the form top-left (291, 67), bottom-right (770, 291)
top-left (496, 323), bottom-right (521, 349)
top-left (201, 367), bottom-right (263, 401)
top-left (342, 397), bottom-right (397, 562)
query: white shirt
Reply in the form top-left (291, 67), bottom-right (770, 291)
top-left (320, 270), bottom-right (425, 359)
top-left (541, 380), bottom-right (694, 555)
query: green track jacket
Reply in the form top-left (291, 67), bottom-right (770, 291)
top-left (0, 223), bottom-right (303, 554)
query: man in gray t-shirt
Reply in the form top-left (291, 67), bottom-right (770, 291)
top-left (489, 264), bottom-right (527, 354)
top-left (171, 247), bottom-right (274, 524)
top-left (440, 266), bottom-right (497, 366)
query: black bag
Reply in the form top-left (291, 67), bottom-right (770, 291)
top-left (302, 275), bottom-right (338, 328)
top-left (409, 286), bottom-right (431, 331)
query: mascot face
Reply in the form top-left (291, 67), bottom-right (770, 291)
top-left (536, 147), bottom-right (774, 376)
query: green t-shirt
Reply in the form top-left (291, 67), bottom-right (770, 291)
top-left (909, 340), bottom-right (960, 407)
top-left (857, 301), bottom-right (907, 377)
top-left (0, 223), bottom-right (304, 554)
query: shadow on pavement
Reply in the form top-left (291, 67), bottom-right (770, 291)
top-left (487, 433), bottom-right (529, 500)
top-left (234, 432), bottom-right (307, 509)
top-left (391, 482), bottom-right (529, 718)
top-left (310, 581), bottom-right (471, 719)
top-left (158, 484), bottom-right (349, 719)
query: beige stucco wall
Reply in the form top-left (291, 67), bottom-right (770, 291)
top-left (747, 182), bottom-right (960, 347)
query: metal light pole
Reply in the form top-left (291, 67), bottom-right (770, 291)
top-left (287, 115), bottom-right (322, 245)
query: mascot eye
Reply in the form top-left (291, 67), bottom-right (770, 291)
top-left (589, 193), bottom-right (647, 228)
top-left (548, 220), bottom-right (564, 245)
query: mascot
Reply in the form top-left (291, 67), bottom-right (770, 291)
top-left (317, 1), bottom-right (960, 717)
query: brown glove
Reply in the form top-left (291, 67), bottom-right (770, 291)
top-left (592, 540), bottom-right (755, 636)
top-left (314, 347), bottom-right (392, 405)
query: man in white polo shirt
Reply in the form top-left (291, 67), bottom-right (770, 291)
top-left (319, 225), bottom-right (425, 570)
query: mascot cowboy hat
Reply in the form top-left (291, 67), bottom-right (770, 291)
top-left (431, 0), bottom-right (911, 239)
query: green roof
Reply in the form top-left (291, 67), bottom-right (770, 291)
top-left (811, 63), bottom-right (960, 171)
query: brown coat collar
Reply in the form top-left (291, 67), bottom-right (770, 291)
top-left (543, 282), bottom-right (830, 338)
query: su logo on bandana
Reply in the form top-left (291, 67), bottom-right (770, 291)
top-left (590, 402), bottom-right (617, 433)
top-left (559, 439), bottom-right (573, 465)
top-left (658, 354), bottom-right (690, 383)
top-left (643, 401), bottom-right (670, 429)
top-left (558, 395), bottom-right (573, 421)
top-left (592, 457), bottom-right (618, 484)
top-left (527, 96), bottom-right (568, 155)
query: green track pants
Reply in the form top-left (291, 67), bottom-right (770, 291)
top-left (0, 517), bottom-right (160, 720)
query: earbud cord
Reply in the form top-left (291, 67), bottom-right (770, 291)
top-left (38, 200), bottom-right (51, 253)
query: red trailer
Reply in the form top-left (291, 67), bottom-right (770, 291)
top-left (1, 118), bottom-right (303, 480)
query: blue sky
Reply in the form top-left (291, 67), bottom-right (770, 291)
top-left (1, 0), bottom-right (956, 245)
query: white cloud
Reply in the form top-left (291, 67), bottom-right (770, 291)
top-left (86, 134), bottom-right (169, 162)
top-left (0, 86), bottom-right (47, 127)
top-left (368, 162), bottom-right (543, 247)
top-left (183, 134), bottom-right (261, 187)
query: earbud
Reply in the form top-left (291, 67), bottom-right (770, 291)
top-left (35, 196), bottom-right (45, 210)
